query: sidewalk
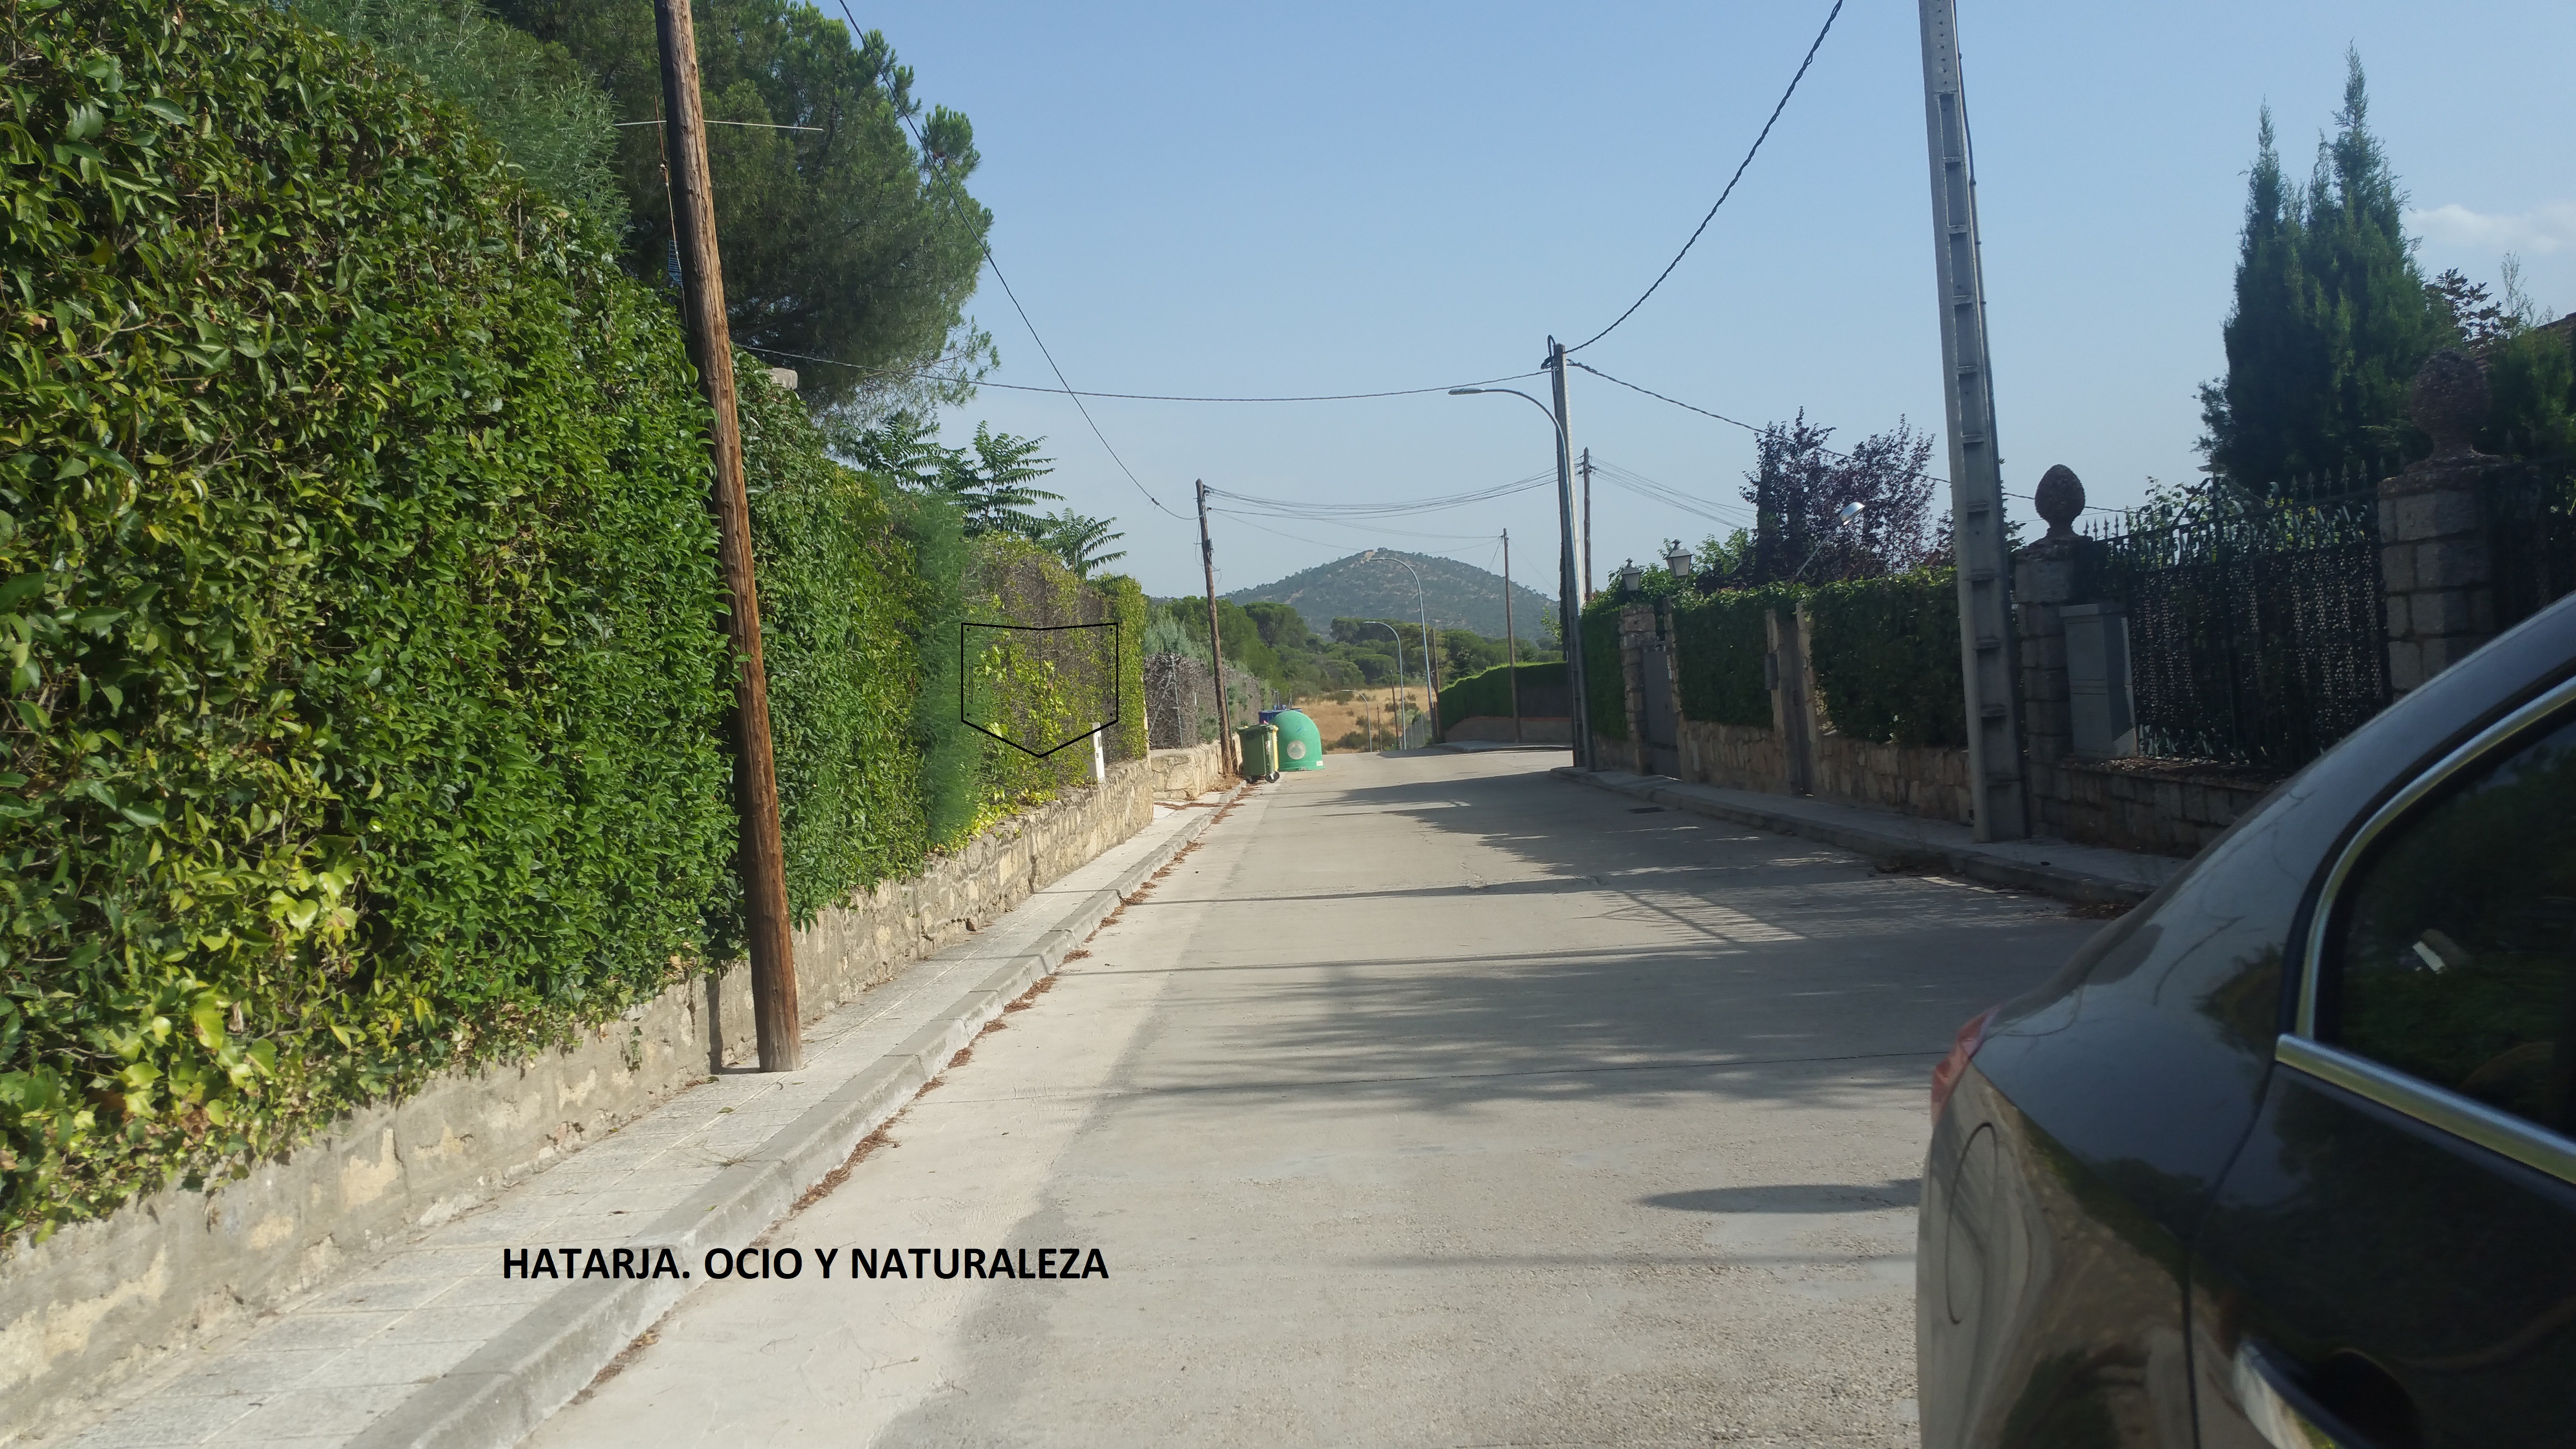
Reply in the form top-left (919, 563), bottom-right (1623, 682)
top-left (62, 789), bottom-right (1242, 1449)
top-left (1555, 767), bottom-right (2184, 906)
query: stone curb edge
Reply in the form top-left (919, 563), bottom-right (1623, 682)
top-left (345, 784), bottom-right (1246, 1449)
top-left (1552, 767), bottom-right (2154, 907)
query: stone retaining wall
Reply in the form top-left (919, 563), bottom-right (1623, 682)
top-left (1147, 741), bottom-right (1227, 799)
top-left (2052, 759), bottom-right (2279, 857)
top-left (1676, 720), bottom-right (1783, 794)
top-left (1444, 715), bottom-right (1572, 745)
top-left (0, 754), bottom-right (1193, 1445)
top-left (1810, 733), bottom-right (1974, 826)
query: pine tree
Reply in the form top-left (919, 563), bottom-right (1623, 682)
top-left (2199, 53), bottom-right (2445, 494)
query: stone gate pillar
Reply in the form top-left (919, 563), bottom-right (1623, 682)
top-left (2380, 350), bottom-right (2500, 696)
top-left (2012, 465), bottom-right (2098, 837)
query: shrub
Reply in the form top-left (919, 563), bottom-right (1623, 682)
top-left (1580, 598), bottom-right (1628, 741)
top-left (1805, 570), bottom-right (1966, 748)
top-left (735, 370), bottom-right (928, 936)
top-left (1436, 661), bottom-right (1565, 731)
top-left (0, 0), bottom-right (738, 1238)
top-left (1671, 586), bottom-right (1793, 728)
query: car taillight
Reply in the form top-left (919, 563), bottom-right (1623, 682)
top-left (1930, 1007), bottom-right (1999, 1123)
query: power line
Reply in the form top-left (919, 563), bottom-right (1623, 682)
top-left (744, 349), bottom-right (1541, 405)
top-left (1206, 471), bottom-right (1555, 518)
top-left (1567, 0), bottom-right (1846, 354)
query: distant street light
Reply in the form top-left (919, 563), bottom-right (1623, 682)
top-left (1370, 619), bottom-right (1406, 747)
top-left (1448, 385), bottom-right (1592, 767)
top-left (1790, 501), bottom-right (1867, 583)
top-left (1364, 549), bottom-right (1437, 739)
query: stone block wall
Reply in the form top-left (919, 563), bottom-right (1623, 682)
top-left (1147, 741), bottom-right (1227, 799)
top-left (2053, 759), bottom-right (2278, 857)
top-left (1676, 720), bottom-right (1783, 794)
top-left (1810, 733), bottom-right (1973, 825)
top-left (1, 760), bottom-right (1177, 1445)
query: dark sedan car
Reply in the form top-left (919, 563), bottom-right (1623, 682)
top-left (1919, 592), bottom-right (2576, 1449)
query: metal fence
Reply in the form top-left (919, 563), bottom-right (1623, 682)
top-left (2488, 451), bottom-right (2576, 635)
top-left (2089, 488), bottom-right (2389, 772)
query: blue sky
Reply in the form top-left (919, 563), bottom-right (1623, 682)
top-left (856, 1), bottom-right (2576, 603)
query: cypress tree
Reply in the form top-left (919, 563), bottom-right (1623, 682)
top-left (2199, 53), bottom-right (2445, 494)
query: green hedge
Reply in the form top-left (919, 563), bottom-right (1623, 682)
top-left (1092, 575), bottom-right (1151, 763)
top-left (1580, 599), bottom-right (1628, 742)
top-left (1805, 570), bottom-right (1966, 748)
top-left (737, 370), bottom-right (931, 935)
top-left (1437, 661), bottom-right (1564, 730)
top-left (1671, 587), bottom-right (1792, 727)
top-left (0, 0), bottom-right (743, 1237)
top-left (0, 0), bottom-right (1143, 1244)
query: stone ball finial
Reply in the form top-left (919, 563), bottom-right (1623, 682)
top-left (2412, 348), bottom-right (2489, 460)
top-left (2033, 464), bottom-right (2085, 538)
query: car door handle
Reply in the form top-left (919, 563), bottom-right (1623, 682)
top-left (2233, 1342), bottom-right (2375, 1449)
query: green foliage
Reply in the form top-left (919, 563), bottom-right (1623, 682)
top-left (2483, 323), bottom-right (2576, 457)
top-left (1436, 662), bottom-right (1564, 731)
top-left (960, 537), bottom-right (1104, 828)
top-left (889, 488), bottom-right (978, 850)
top-left (1, 0), bottom-right (740, 1238)
top-left (734, 370), bottom-right (927, 933)
top-left (1090, 574), bottom-right (1149, 763)
top-left (1036, 509), bottom-right (1125, 580)
top-left (2199, 56), bottom-right (2448, 490)
top-left (494, 0), bottom-right (990, 413)
top-left (1580, 598), bottom-right (1628, 742)
top-left (1672, 587), bottom-right (1791, 728)
top-left (1804, 571), bottom-right (1965, 748)
top-left (294, 0), bottom-right (626, 237)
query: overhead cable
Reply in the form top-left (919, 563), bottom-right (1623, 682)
top-left (1205, 471), bottom-right (1555, 518)
top-left (1567, 0), bottom-right (1846, 354)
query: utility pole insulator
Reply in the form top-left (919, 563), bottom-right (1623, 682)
top-left (654, 0), bottom-right (800, 1067)
top-left (1917, 0), bottom-right (2027, 841)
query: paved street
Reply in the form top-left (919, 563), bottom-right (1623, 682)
top-left (531, 749), bottom-right (2097, 1448)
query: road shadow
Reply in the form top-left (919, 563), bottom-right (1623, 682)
top-left (1107, 754), bottom-right (2098, 1118)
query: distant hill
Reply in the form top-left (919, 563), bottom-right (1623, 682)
top-left (1225, 551), bottom-right (1557, 641)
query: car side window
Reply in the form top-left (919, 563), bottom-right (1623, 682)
top-left (2326, 710), bottom-right (2576, 1136)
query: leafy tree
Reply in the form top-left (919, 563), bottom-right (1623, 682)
top-left (1739, 413), bottom-right (1940, 583)
top-left (2199, 53), bottom-right (2447, 492)
top-left (2427, 261), bottom-right (2576, 457)
top-left (299, 0), bottom-right (628, 236)
top-left (492, 0), bottom-right (990, 412)
top-left (937, 424), bottom-right (1059, 538)
top-left (1037, 510), bottom-right (1127, 580)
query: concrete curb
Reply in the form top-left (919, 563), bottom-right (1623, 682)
top-left (1553, 767), bottom-right (2162, 907)
top-left (344, 788), bottom-right (1244, 1449)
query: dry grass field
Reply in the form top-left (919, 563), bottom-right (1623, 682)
top-left (1292, 685), bottom-right (1430, 752)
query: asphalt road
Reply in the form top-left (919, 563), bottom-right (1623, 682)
top-left (530, 749), bottom-right (2099, 1449)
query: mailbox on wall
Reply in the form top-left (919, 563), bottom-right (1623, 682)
top-left (2063, 603), bottom-right (2138, 760)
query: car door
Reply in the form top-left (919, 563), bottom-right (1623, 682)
top-left (2190, 676), bottom-right (2576, 1449)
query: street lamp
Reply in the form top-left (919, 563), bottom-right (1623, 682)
top-left (1612, 559), bottom-right (1643, 597)
top-left (1663, 539), bottom-right (1695, 583)
top-left (1449, 385), bottom-right (1592, 768)
top-left (1364, 549), bottom-right (1436, 743)
top-left (1790, 501), bottom-right (1866, 583)
top-left (1371, 619), bottom-right (1405, 749)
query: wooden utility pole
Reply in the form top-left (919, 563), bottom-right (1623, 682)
top-left (654, 0), bottom-right (799, 1069)
top-left (1196, 480), bottom-right (1234, 774)
top-left (1502, 529), bottom-right (1521, 744)
top-left (1916, 0), bottom-right (2027, 841)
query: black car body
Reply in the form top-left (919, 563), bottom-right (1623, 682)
top-left (1919, 593), bottom-right (2576, 1449)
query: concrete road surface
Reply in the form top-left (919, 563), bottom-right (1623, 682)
top-left (531, 749), bottom-right (2098, 1448)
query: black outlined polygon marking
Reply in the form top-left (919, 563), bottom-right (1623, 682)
top-left (958, 621), bottom-right (1122, 759)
